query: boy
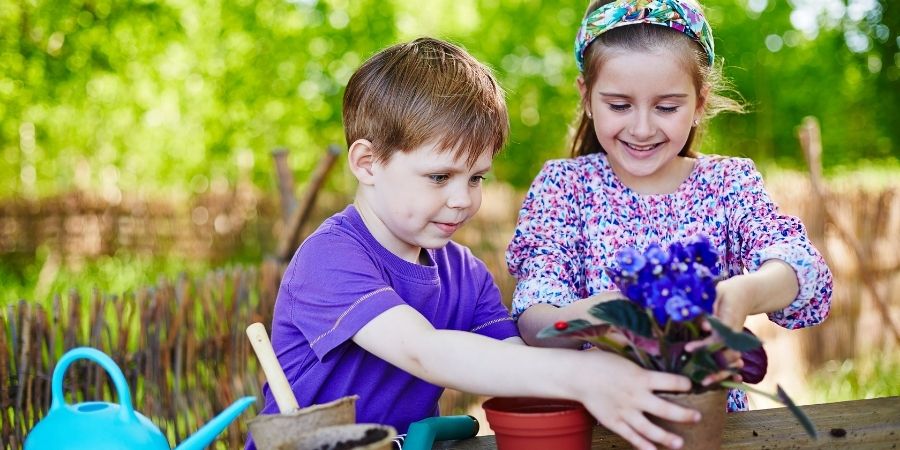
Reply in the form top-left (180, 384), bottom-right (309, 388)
top-left (248, 37), bottom-right (698, 450)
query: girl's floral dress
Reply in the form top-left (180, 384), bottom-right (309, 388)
top-left (506, 152), bottom-right (833, 411)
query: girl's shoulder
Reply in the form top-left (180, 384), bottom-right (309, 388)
top-left (542, 152), bottom-right (607, 171)
top-left (694, 154), bottom-right (760, 180)
top-left (536, 153), bottom-right (610, 183)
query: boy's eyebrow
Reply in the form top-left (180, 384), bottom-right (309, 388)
top-left (423, 162), bottom-right (492, 174)
top-left (597, 92), bottom-right (689, 100)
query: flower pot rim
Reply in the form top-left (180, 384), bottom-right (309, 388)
top-left (482, 397), bottom-right (585, 415)
top-left (657, 388), bottom-right (728, 398)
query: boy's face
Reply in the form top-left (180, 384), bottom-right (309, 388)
top-left (360, 141), bottom-right (492, 263)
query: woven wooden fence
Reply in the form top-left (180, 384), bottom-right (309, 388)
top-left (0, 186), bottom-right (275, 264)
top-left (1, 260), bottom-right (284, 449)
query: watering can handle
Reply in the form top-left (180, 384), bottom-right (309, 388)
top-left (50, 347), bottom-right (138, 422)
top-left (246, 322), bottom-right (300, 413)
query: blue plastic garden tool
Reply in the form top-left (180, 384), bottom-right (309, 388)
top-left (24, 346), bottom-right (256, 450)
top-left (400, 415), bottom-right (479, 450)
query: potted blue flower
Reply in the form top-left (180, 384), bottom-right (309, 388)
top-left (538, 236), bottom-right (816, 449)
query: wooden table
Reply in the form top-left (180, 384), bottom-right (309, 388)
top-left (434, 396), bottom-right (900, 449)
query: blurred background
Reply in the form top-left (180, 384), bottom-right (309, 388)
top-left (1, 0), bottom-right (898, 446)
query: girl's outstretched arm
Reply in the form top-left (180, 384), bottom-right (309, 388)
top-left (721, 158), bottom-right (833, 329)
top-left (713, 260), bottom-right (799, 331)
top-left (354, 304), bottom-right (700, 450)
top-left (507, 160), bottom-right (595, 341)
top-left (517, 291), bottom-right (622, 347)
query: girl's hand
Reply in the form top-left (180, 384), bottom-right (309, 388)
top-left (711, 274), bottom-right (757, 331)
top-left (574, 351), bottom-right (700, 450)
top-left (684, 275), bottom-right (756, 384)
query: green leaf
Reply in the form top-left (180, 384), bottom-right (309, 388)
top-left (706, 315), bottom-right (762, 352)
top-left (682, 349), bottom-right (719, 385)
top-left (720, 382), bottom-right (818, 440)
top-left (537, 319), bottom-right (607, 339)
top-left (777, 385), bottom-right (818, 440)
top-left (589, 300), bottom-right (652, 338)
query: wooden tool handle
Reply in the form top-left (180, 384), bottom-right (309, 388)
top-left (246, 322), bottom-right (300, 413)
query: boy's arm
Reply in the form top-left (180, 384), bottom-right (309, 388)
top-left (354, 305), bottom-right (699, 450)
top-left (503, 336), bottom-right (526, 345)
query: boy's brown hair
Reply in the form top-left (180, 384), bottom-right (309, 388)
top-left (343, 37), bottom-right (508, 167)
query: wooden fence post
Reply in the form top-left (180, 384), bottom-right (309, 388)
top-left (276, 144), bottom-right (342, 262)
top-left (272, 148), bottom-right (298, 224)
top-left (798, 116), bottom-right (900, 346)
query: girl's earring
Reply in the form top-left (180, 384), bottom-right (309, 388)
top-left (586, 111), bottom-right (593, 119)
top-left (692, 118), bottom-right (700, 127)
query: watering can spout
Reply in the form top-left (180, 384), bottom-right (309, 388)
top-left (174, 396), bottom-right (256, 450)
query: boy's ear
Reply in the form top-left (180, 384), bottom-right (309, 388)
top-left (348, 139), bottom-right (377, 185)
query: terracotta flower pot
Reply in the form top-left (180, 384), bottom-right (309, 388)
top-left (482, 397), bottom-right (593, 450)
top-left (650, 389), bottom-right (729, 450)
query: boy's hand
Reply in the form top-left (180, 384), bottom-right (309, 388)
top-left (573, 351), bottom-right (700, 450)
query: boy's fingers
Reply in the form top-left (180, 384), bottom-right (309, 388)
top-left (646, 395), bottom-right (701, 423)
top-left (625, 412), bottom-right (685, 450)
top-left (648, 372), bottom-right (693, 393)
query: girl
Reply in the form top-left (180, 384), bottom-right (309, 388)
top-left (507, 0), bottom-right (833, 413)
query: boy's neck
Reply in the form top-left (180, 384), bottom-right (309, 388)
top-left (353, 197), bottom-right (425, 264)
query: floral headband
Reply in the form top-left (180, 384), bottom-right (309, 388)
top-left (574, 0), bottom-right (715, 72)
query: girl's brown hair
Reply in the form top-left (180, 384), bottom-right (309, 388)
top-left (571, 0), bottom-right (743, 158)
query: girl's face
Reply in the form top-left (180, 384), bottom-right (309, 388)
top-left (360, 142), bottom-right (491, 263)
top-left (580, 51), bottom-right (706, 192)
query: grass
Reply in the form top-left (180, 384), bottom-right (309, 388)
top-left (807, 350), bottom-right (900, 403)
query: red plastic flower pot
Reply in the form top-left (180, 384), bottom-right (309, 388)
top-left (482, 397), bottom-right (593, 450)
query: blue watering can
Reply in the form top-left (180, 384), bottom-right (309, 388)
top-left (24, 347), bottom-right (256, 450)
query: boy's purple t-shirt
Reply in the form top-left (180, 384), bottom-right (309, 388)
top-left (247, 205), bottom-right (518, 449)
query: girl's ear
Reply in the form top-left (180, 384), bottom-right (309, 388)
top-left (694, 84), bottom-right (711, 122)
top-left (577, 75), bottom-right (590, 111)
top-left (348, 139), bottom-right (377, 185)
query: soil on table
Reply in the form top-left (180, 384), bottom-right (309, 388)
top-left (313, 428), bottom-right (389, 450)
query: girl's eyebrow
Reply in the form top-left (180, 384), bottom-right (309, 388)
top-left (597, 92), bottom-right (689, 99)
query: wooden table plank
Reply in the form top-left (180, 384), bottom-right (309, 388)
top-left (434, 397), bottom-right (900, 449)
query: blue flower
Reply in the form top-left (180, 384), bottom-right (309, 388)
top-left (615, 248), bottom-right (646, 275)
top-left (606, 236), bottom-right (722, 325)
top-left (665, 295), bottom-right (704, 322)
top-left (644, 244), bottom-right (669, 277)
top-left (623, 284), bottom-right (644, 304)
top-left (685, 235), bottom-right (719, 275)
top-left (668, 242), bottom-right (692, 266)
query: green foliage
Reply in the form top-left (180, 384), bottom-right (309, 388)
top-left (590, 299), bottom-right (653, 338)
top-left (0, 247), bottom-right (209, 306)
top-left (706, 315), bottom-right (761, 352)
top-left (808, 351), bottom-right (900, 402)
top-left (0, 0), bottom-right (896, 195)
